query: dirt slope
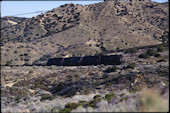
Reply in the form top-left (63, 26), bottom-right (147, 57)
top-left (1, 0), bottom-right (169, 65)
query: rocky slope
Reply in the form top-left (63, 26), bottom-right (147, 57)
top-left (1, 0), bottom-right (169, 65)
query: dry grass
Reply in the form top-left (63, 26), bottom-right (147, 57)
top-left (137, 88), bottom-right (169, 112)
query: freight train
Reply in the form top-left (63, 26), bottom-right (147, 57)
top-left (47, 55), bottom-right (124, 66)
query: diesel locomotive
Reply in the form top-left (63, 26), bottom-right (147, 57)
top-left (47, 55), bottom-right (124, 66)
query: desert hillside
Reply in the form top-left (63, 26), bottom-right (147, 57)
top-left (1, 0), bottom-right (169, 65)
top-left (1, 0), bottom-right (169, 112)
top-left (1, 16), bottom-right (28, 29)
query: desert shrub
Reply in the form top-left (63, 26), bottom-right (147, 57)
top-left (102, 73), bottom-right (109, 79)
top-left (120, 97), bottom-right (128, 102)
top-left (24, 58), bottom-right (30, 62)
top-left (146, 49), bottom-right (157, 56)
top-left (86, 97), bottom-right (102, 108)
top-left (59, 108), bottom-right (71, 113)
top-left (59, 102), bottom-right (81, 113)
top-left (126, 48), bottom-right (138, 54)
top-left (129, 87), bottom-right (139, 93)
top-left (157, 46), bottom-right (165, 52)
top-left (29, 70), bottom-right (33, 73)
top-left (138, 53), bottom-right (150, 59)
top-left (35, 80), bottom-right (47, 90)
top-left (78, 100), bottom-right (87, 104)
top-left (83, 89), bottom-right (91, 95)
top-left (104, 65), bottom-right (117, 73)
top-left (5, 60), bottom-right (12, 66)
top-left (127, 63), bottom-right (135, 69)
top-left (51, 107), bottom-right (58, 112)
top-left (93, 95), bottom-right (101, 100)
top-left (154, 53), bottom-right (161, 57)
top-left (65, 103), bottom-right (80, 110)
top-left (20, 57), bottom-right (24, 61)
top-left (27, 49), bottom-right (31, 52)
top-left (105, 92), bottom-right (117, 101)
top-left (24, 53), bottom-right (28, 56)
top-left (8, 87), bottom-right (28, 99)
top-left (14, 50), bottom-right (17, 53)
top-left (120, 93), bottom-right (126, 97)
top-left (40, 94), bottom-right (54, 101)
top-left (162, 42), bottom-right (169, 47)
top-left (86, 100), bottom-right (96, 108)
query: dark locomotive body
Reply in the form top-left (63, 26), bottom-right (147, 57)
top-left (80, 56), bottom-right (99, 66)
top-left (47, 55), bottom-right (124, 66)
top-left (100, 55), bottom-right (122, 65)
top-left (46, 58), bottom-right (63, 66)
top-left (62, 57), bottom-right (81, 66)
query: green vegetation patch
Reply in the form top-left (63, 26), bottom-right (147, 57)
top-left (59, 108), bottom-right (71, 113)
top-left (146, 49), bottom-right (157, 56)
top-left (86, 97), bottom-right (103, 108)
top-left (40, 94), bottom-right (54, 101)
top-left (157, 45), bottom-right (165, 52)
top-left (65, 103), bottom-right (81, 110)
top-left (124, 63), bottom-right (135, 69)
top-left (125, 48), bottom-right (138, 54)
top-left (120, 93), bottom-right (126, 97)
top-left (78, 100), bottom-right (87, 104)
top-left (120, 97), bottom-right (128, 102)
top-left (93, 95), bottom-right (102, 100)
top-left (105, 92), bottom-right (117, 101)
top-left (59, 102), bottom-right (82, 113)
top-left (104, 65), bottom-right (117, 73)
top-left (138, 53), bottom-right (150, 59)
top-left (59, 92), bottom-right (117, 112)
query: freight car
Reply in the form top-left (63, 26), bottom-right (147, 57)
top-left (46, 55), bottom-right (124, 66)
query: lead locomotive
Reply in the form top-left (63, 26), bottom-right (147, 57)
top-left (47, 55), bottom-right (124, 66)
